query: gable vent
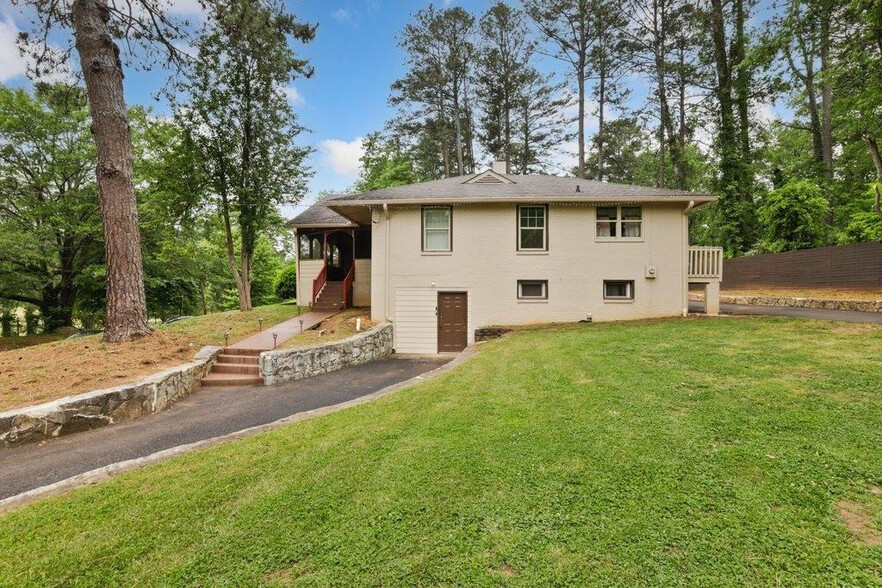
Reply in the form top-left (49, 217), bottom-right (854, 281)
top-left (472, 175), bottom-right (506, 184)
top-left (464, 170), bottom-right (515, 185)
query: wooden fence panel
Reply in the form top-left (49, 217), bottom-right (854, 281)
top-left (721, 242), bottom-right (882, 291)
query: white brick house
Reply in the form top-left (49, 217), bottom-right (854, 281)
top-left (289, 164), bottom-right (722, 354)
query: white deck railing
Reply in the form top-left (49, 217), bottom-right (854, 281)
top-left (688, 246), bottom-right (723, 280)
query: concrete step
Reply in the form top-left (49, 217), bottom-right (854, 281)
top-left (211, 363), bottom-right (260, 375)
top-left (222, 347), bottom-right (265, 357)
top-left (216, 354), bottom-right (259, 365)
top-left (201, 373), bottom-right (264, 387)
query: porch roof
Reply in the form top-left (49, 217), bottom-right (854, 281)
top-left (286, 200), bottom-right (358, 229)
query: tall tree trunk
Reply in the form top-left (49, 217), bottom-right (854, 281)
top-left (453, 82), bottom-right (464, 176)
top-left (577, 65), bottom-right (586, 179)
top-left (865, 133), bottom-right (882, 216)
top-left (597, 60), bottom-right (606, 182)
top-left (819, 6), bottom-right (835, 228)
top-left (72, 0), bottom-right (151, 342)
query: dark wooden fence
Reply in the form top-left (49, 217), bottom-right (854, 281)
top-left (722, 242), bottom-right (882, 291)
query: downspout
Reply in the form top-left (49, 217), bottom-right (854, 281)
top-left (681, 200), bottom-right (694, 316)
top-left (384, 203), bottom-right (392, 323)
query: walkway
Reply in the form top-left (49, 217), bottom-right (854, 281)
top-left (0, 357), bottom-right (450, 501)
top-left (689, 302), bottom-right (882, 324)
top-left (230, 310), bottom-right (334, 350)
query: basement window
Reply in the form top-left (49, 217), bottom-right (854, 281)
top-left (518, 280), bottom-right (548, 300)
top-left (603, 280), bottom-right (634, 300)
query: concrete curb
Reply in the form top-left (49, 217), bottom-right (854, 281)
top-left (0, 347), bottom-right (477, 515)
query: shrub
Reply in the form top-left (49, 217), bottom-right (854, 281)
top-left (758, 179), bottom-right (828, 252)
top-left (274, 264), bottom-right (297, 301)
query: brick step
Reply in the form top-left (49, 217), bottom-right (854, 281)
top-left (222, 347), bottom-right (265, 357)
top-left (201, 373), bottom-right (264, 387)
top-left (216, 354), bottom-right (259, 365)
top-left (314, 304), bottom-right (342, 311)
top-left (211, 363), bottom-right (260, 375)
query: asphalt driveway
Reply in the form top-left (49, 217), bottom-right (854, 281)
top-left (689, 301), bottom-right (882, 324)
top-left (0, 357), bottom-right (449, 501)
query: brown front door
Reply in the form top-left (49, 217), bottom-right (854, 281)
top-left (437, 292), bottom-right (468, 352)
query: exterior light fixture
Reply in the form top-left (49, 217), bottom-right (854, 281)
top-left (258, 317), bottom-right (263, 331)
top-left (273, 333), bottom-right (278, 349)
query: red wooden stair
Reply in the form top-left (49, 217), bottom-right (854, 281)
top-left (313, 281), bottom-right (344, 311)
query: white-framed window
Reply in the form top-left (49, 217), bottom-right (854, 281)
top-left (596, 205), bottom-right (642, 239)
top-left (422, 206), bottom-right (452, 252)
top-left (603, 280), bottom-right (635, 300)
top-left (518, 205), bottom-right (547, 250)
top-left (518, 280), bottom-right (548, 300)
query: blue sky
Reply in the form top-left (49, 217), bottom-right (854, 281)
top-left (0, 0), bottom-right (786, 218)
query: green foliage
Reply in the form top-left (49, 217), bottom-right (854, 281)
top-left (0, 84), bottom-right (102, 330)
top-left (274, 264), bottom-right (297, 301)
top-left (354, 132), bottom-right (417, 192)
top-left (177, 0), bottom-right (314, 309)
top-left (758, 179), bottom-right (829, 252)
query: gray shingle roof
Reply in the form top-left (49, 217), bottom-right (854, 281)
top-left (325, 171), bottom-right (714, 205)
top-left (286, 200), bottom-right (356, 228)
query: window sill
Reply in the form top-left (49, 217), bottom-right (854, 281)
top-left (421, 251), bottom-right (453, 256)
top-left (516, 251), bottom-right (549, 256)
top-left (595, 238), bottom-right (644, 243)
top-left (517, 299), bottom-right (549, 304)
top-left (603, 299), bottom-right (635, 304)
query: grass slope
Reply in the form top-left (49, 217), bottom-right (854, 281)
top-left (0, 303), bottom-right (302, 412)
top-left (1, 318), bottom-right (881, 585)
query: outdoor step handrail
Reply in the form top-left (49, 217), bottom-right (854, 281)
top-left (341, 264), bottom-right (355, 309)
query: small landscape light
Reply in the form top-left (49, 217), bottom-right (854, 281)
top-left (258, 317), bottom-right (263, 331)
top-left (273, 333), bottom-right (278, 349)
top-left (299, 318), bottom-right (304, 332)
top-left (224, 331), bottom-right (230, 347)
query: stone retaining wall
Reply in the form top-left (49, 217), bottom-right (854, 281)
top-left (0, 346), bottom-right (222, 448)
top-left (260, 323), bottom-right (393, 386)
top-left (721, 295), bottom-right (882, 313)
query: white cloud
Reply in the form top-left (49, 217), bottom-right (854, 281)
top-left (0, 14), bottom-right (75, 84)
top-left (331, 8), bottom-right (353, 22)
top-left (284, 85), bottom-right (304, 105)
top-left (0, 16), bottom-right (26, 82)
top-left (320, 137), bottom-right (364, 178)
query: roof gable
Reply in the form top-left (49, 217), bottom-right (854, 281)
top-left (464, 170), bottom-right (515, 185)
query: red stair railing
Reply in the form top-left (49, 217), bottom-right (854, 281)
top-left (312, 260), bottom-right (328, 306)
top-left (341, 264), bottom-right (355, 309)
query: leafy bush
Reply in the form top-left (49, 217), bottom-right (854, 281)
top-left (274, 264), bottom-right (297, 301)
top-left (758, 179), bottom-right (828, 252)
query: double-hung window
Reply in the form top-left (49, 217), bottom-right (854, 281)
top-left (518, 205), bottom-right (547, 251)
top-left (422, 206), bottom-right (452, 252)
top-left (596, 206), bottom-right (642, 239)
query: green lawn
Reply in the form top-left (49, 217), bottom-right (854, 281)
top-left (1, 317), bottom-right (881, 585)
